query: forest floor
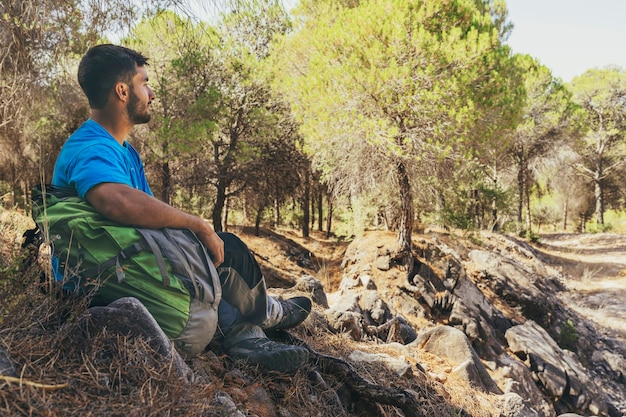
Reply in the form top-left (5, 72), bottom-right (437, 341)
top-left (242, 226), bottom-right (626, 352)
top-left (2, 210), bottom-right (625, 416)
top-left (238, 224), bottom-right (626, 349)
top-left (534, 233), bottom-right (626, 346)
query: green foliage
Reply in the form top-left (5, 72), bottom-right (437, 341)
top-left (272, 0), bottom-right (524, 242)
top-left (518, 228), bottom-right (540, 243)
top-left (4, 0), bottom-right (626, 239)
top-left (530, 193), bottom-right (562, 233)
top-left (124, 8), bottom-right (306, 233)
top-left (0, 254), bottom-right (26, 302)
top-left (500, 54), bottom-right (578, 231)
top-left (558, 319), bottom-right (578, 351)
top-left (425, 159), bottom-right (516, 231)
top-left (585, 221), bottom-right (614, 234)
top-left (602, 210), bottom-right (626, 233)
top-left (568, 67), bottom-right (626, 224)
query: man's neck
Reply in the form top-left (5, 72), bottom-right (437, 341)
top-left (91, 110), bottom-right (132, 145)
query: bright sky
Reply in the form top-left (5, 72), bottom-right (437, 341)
top-left (505, 0), bottom-right (626, 83)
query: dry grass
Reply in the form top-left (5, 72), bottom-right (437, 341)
top-left (0, 270), bottom-right (215, 416)
top-left (0, 211), bottom-right (503, 416)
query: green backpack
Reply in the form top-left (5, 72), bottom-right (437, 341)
top-left (32, 185), bottom-right (222, 357)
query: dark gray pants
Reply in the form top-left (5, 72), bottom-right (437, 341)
top-left (215, 233), bottom-right (282, 346)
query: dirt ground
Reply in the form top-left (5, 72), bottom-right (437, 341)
top-left (239, 226), bottom-right (626, 344)
top-left (239, 225), bottom-right (626, 352)
top-left (534, 233), bottom-right (626, 344)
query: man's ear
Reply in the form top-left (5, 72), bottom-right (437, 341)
top-left (114, 82), bottom-right (130, 103)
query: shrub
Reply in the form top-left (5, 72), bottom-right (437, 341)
top-left (558, 319), bottom-right (578, 351)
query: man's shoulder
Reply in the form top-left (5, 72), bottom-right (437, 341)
top-left (64, 121), bottom-right (122, 154)
top-left (68, 119), bottom-right (110, 142)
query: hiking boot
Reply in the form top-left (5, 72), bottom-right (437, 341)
top-left (265, 296), bottom-right (312, 332)
top-left (226, 337), bottom-right (309, 373)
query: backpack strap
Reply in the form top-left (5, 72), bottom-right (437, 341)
top-left (81, 243), bottom-right (144, 284)
top-left (138, 228), bottom-right (203, 297)
top-left (138, 231), bottom-right (171, 286)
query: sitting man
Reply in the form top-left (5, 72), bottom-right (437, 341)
top-left (49, 43), bottom-right (311, 373)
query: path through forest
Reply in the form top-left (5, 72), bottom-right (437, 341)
top-left (535, 233), bottom-right (626, 345)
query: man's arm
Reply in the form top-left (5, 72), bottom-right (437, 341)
top-left (86, 182), bottom-right (224, 266)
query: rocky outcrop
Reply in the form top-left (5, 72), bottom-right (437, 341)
top-left (325, 231), bottom-right (625, 417)
top-left (506, 321), bottom-right (607, 416)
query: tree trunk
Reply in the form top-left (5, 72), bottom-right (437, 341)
top-left (326, 197), bottom-right (333, 239)
top-left (10, 162), bottom-right (16, 207)
top-left (594, 160), bottom-right (604, 225)
top-left (580, 212), bottom-right (587, 233)
top-left (524, 173), bottom-right (532, 231)
top-left (471, 189), bottom-right (481, 229)
top-left (242, 196), bottom-right (248, 225)
top-left (273, 198), bottom-right (280, 229)
top-left (302, 169), bottom-right (310, 238)
top-left (222, 196), bottom-right (229, 232)
top-left (562, 201), bottom-right (568, 231)
top-left (160, 160), bottom-right (171, 204)
top-left (310, 187), bottom-right (316, 231)
top-left (318, 188), bottom-right (323, 232)
top-left (516, 155), bottom-right (524, 228)
top-left (22, 177), bottom-right (30, 211)
top-left (254, 205), bottom-right (264, 236)
top-left (160, 137), bottom-right (172, 205)
top-left (491, 198), bottom-right (498, 232)
top-left (396, 161), bottom-right (413, 253)
top-left (212, 182), bottom-right (227, 233)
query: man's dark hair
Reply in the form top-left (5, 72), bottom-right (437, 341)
top-left (78, 44), bottom-right (149, 109)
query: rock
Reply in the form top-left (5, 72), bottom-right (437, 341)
top-left (325, 310), bottom-right (363, 340)
top-left (335, 231), bottom-right (624, 416)
top-left (210, 392), bottom-right (246, 417)
top-left (467, 249), bottom-right (557, 327)
top-left (295, 275), bottom-right (329, 308)
top-left (386, 316), bottom-right (417, 344)
top-left (505, 321), bottom-right (608, 417)
top-left (496, 355), bottom-right (555, 417)
top-left (375, 255), bottom-right (391, 271)
top-left (593, 350), bottom-right (625, 380)
top-left (364, 315), bottom-right (417, 344)
top-left (338, 275), bottom-right (375, 292)
top-left (499, 392), bottom-right (541, 417)
top-left (242, 384), bottom-right (277, 417)
top-left (75, 297), bottom-right (194, 382)
top-left (411, 325), bottom-right (501, 394)
top-left (328, 291), bottom-right (361, 314)
top-left (0, 347), bottom-right (16, 377)
top-left (358, 290), bottom-right (390, 325)
top-left (348, 349), bottom-right (411, 377)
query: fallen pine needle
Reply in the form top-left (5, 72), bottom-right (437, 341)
top-left (0, 375), bottom-right (68, 390)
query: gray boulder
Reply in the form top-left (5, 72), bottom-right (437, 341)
top-left (506, 321), bottom-right (608, 416)
top-left (499, 392), bottom-right (541, 417)
top-left (75, 297), bottom-right (194, 382)
top-left (410, 325), bottom-right (501, 394)
top-left (497, 354), bottom-right (555, 417)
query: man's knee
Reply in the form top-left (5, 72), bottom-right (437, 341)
top-left (218, 232), bottom-right (247, 252)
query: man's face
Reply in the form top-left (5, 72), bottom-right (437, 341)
top-left (127, 65), bottom-right (155, 125)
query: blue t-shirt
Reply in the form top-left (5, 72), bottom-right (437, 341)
top-left (52, 119), bottom-right (153, 198)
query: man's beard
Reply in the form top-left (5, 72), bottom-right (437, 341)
top-left (127, 89), bottom-right (151, 124)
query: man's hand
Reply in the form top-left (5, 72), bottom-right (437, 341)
top-left (196, 229), bottom-right (224, 267)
